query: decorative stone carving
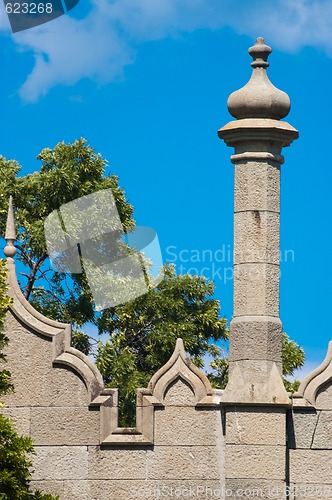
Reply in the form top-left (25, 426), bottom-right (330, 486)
top-left (297, 342), bottom-right (332, 409)
top-left (100, 338), bottom-right (223, 445)
top-left (227, 38), bottom-right (290, 120)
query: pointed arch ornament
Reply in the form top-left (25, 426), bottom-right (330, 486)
top-left (100, 339), bottom-right (223, 445)
top-left (296, 341), bottom-right (332, 408)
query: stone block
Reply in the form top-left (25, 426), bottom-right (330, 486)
top-left (0, 407), bottom-right (31, 436)
top-left (288, 483), bottom-right (332, 500)
top-left (3, 362), bottom-right (90, 409)
top-left (229, 317), bottom-right (282, 362)
top-left (50, 366), bottom-right (90, 407)
top-left (226, 479), bottom-right (286, 500)
top-left (234, 211), bottom-right (280, 265)
top-left (228, 358), bottom-right (280, 382)
top-left (88, 446), bottom-right (147, 480)
top-left (31, 407), bottom-right (100, 445)
top-left (226, 444), bottom-right (285, 480)
top-left (63, 480), bottom-right (91, 499)
top-left (146, 446), bottom-right (223, 480)
top-left (163, 377), bottom-right (196, 406)
top-left (315, 380), bottom-right (332, 410)
top-left (3, 313), bottom-right (90, 408)
top-left (32, 446), bottom-right (88, 480)
top-left (289, 410), bottom-right (318, 449)
top-left (2, 320), bottom-right (54, 407)
top-left (31, 480), bottom-right (64, 498)
top-left (64, 480), bottom-right (228, 500)
top-left (234, 162), bottom-right (280, 213)
top-left (233, 262), bottom-right (279, 317)
top-left (289, 450), bottom-right (332, 483)
top-left (226, 407), bottom-right (285, 445)
top-left (154, 407), bottom-right (222, 446)
top-left (312, 411), bottom-right (332, 449)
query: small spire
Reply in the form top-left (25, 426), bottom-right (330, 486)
top-left (249, 37), bottom-right (272, 68)
top-left (4, 196), bottom-right (16, 258)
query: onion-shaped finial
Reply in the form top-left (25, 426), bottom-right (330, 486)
top-left (227, 37), bottom-right (291, 120)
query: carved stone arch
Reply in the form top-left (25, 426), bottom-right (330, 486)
top-left (297, 341), bottom-right (332, 408)
top-left (101, 338), bottom-right (223, 445)
top-left (147, 338), bottom-right (215, 405)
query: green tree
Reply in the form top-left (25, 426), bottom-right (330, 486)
top-left (0, 139), bottom-right (134, 354)
top-left (96, 264), bottom-right (228, 425)
top-left (282, 332), bottom-right (305, 392)
top-left (0, 260), bottom-right (58, 500)
top-left (0, 139), bottom-right (305, 427)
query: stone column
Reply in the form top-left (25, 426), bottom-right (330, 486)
top-left (218, 37), bottom-right (299, 500)
top-left (218, 38), bottom-right (298, 404)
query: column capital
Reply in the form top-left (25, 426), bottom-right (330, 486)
top-left (218, 118), bottom-right (298, 154)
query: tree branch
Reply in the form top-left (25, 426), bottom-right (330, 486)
top-left (15, 244), bottom-right (33, 269)
top-left (23, 252), bottom-right (48, 301)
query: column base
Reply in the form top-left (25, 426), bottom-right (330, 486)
top-left (221, 359), bottom-right (290, 405)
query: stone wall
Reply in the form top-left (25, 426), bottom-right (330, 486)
top-left (288, 346), bottom-right (332, 499)
top-left (4, 255), bottom-right (332, 500)
top-left (2, 265), bottom-right (226, 499)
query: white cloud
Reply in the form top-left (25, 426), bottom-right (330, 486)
top-left (238, 0), bottom-right (332, 54)
top-left (1, 0), bottom-right (332, 102)
top-left (14, 4), bottom-right (135, 101)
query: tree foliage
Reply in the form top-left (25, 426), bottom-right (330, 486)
top-left (0, 139), bottom-right (134, 351)
top-left (282, 332), bottom-right (305, 392)
top-left (96, 264), bottom-right (228, 425)
top-left (0, 415), bottom-right (58, 500)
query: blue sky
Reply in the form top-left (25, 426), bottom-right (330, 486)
top-left (0, 0), bottom-right (331, 379)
